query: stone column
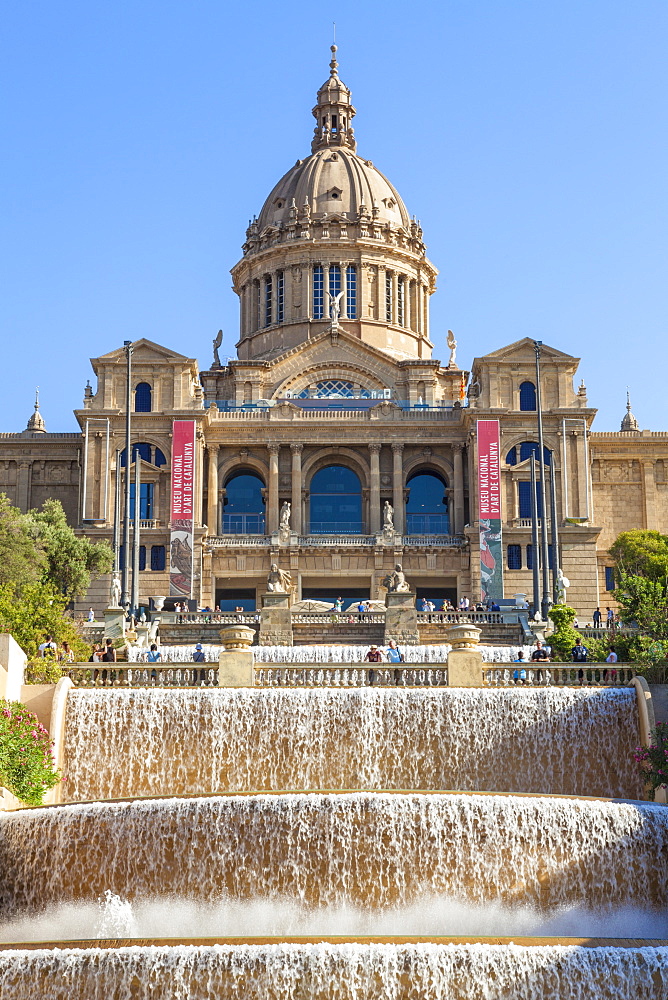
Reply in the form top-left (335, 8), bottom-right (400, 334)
top-left (268, 444), bottom-right (280, 534)
top-left (207, 444), bottom-right (219, 534)
top-left (642, 460), bottom-right (658, 530)
top-left (291, 444), bottom-right (303, 535)
top-left (453, 444), bottom-right (465, 534)
top-left (392, 444), bottom-right (405, 534)
top-left (340, 263), bottom-right (348, 319)
top-left (16, 461), bottom-right (32, 513)
top-left (405, 279), bottom-right (412, 331)
top-left (392, 272), bottom-right (398, 325)
top-left (369, 443), bottom-right (381, 534)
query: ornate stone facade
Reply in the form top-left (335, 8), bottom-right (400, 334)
top-left (0, 52), bottom-right (664, 618)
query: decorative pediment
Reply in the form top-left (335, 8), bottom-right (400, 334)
top-left (472, 338), bottom-right (578, 368)
top-left (92, 338), bottom-right (195, 370)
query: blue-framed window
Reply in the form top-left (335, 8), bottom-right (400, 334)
top-left (264, 276), bottom-right (273, 327)
top-left (385, 272), bottom-right (393, 322)
top-left (310, 465), bottom-right (362, 534)
top-left (397, 276), bottom-right (405, 326)
top-left (526, 544), bottom-right (554, 570)
top-left (276, 271), bottom-right (284, 323)
top-left (129, 483), bottom-right (154, 520)
top-left (223, 472), bottom-right (266, 534)
top-left (605, 566), bottom-right (615, 591)
top-left (135, 382), bottom-right (152, 412)
top-left (151, 545), bottom-right (166, 571)
top-left (518, 481), bottom-right (543, 519)
top-left (406, 471), bottom-right (449, 534)
top-left (346, 265), bottom-right (357, 318)
top-left (329, 264), bottom-right (341, 307)
top-left (313, 265), bottom-right (324, 319)
top-left (519, 381), bottom-right (536, 411)
top-left (507, 544), bottom-right (522, 569)
top-left (506, 442), bottom-right (552, 466)
top-left (120, 443), bottom-right (166, 468)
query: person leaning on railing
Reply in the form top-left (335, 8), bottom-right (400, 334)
top-left (530, 640), bottom-right (550, 682)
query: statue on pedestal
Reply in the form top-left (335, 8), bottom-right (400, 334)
top-left (382, 501), bottom-right (394, 530)
top-left (447, 329), bottom-right (457, 368)
top-left (278, 501), bottom-right (291, 543)
top-left (109, 572), bottom-right (122, 609)
top-left (267, 562), bottom-right (292, 593)
top-left (212, 329), bottom-right (223, 367)
top-left (382, 563), bottom-right (411, 594)
top-left (556, 568), bottom-right (571, 604)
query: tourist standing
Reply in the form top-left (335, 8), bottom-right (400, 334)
top-left (58, 641), bottom-right (74, 664)
top-left (365, 643), bottom-right (382, 685)
top-left (606, 607), bottom-right (614, 629)
top-left (102, 639), bottom-right (117, 662)
top-left (513, 650), bottom-right (527, 684)
top-left (592, 607), bottom-right (602, 627)
top-left (571, 637), bottom-right (589, 684)
top-left (38, 634), bottom-right (58, 658)
top-left (87, 608), bottom-right (95, 623)
top-left (193, 642), bottom-right (207, 685)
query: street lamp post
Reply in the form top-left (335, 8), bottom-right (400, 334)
top-left (533, 341), bottom-right (552, 621)
top-left (121, 340), bottom-right (133, 611)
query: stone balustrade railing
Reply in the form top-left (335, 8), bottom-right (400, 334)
top-left (292, 612), bottom-right (385, 624)
top-left (159, 612), bottom-right (259, 625)
top-left (205, 534), bottom-right (469, 548)
top-left (63, 661), bottom-right (638, 689)
top-left (416, 612), bottom-right (505, 625)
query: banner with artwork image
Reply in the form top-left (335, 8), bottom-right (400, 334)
top-left (477, 419), bottom-right (504, 603)
top-left (170, 420), bottom-right (196, 598)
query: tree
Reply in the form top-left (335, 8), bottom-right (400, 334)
top-left (547, 604), bottom-right (582, 661)
top-left (0, 583), bottom-right (89, 660)
top-left (27, 499), bottom-right (113, 602)
top-left (0, 494), bottom-right (44, 592)
top-left (609, 530), bottom-right (668, 582)
top-left (613, 571), bottom-right (668, 641)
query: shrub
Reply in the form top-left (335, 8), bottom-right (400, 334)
top-left (547, 604), bottom-right (582, 661)
top-left (0, 700), bottom-right (61, 806)
top-left (634, 722), bottom-right (668, 801)
top-left (24, 657), bottom-right (63, 685)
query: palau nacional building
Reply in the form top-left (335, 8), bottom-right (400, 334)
top-left (1, 49), bottom-right (667, 619)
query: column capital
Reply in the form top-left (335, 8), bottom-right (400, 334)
top-left (368, 443), bottom-right (381, 456)
top-left (452, 443), bottom-right (464, 454)
top-left (391, 443), bottom-right (404, 455)
top-left (208, 442), bottom-right (220, 455)
top-left (291, 443), bottom-right (303, 455)
top-left (268, 443), bottom-right (281, 456)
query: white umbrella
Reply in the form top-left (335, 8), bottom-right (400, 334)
top-left (291, 600), bottom-right (335, 612)
top-left (365, 600), bottom-right (387, 611)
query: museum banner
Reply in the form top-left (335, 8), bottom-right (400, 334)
top-left (477, 419), bottom-right (503, 603)
top-left (170, 420), bottom-right (196, 599)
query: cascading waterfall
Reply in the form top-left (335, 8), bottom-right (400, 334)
top-left (0, 944), bottom-right (666, 1000)
top-left (1, 794), bottom-right (667, 917)
top-left (128, 643), bottom-right (535, 663)
top-left (62, 687), bottom-right (642, 802)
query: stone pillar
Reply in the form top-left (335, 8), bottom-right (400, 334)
top-left (453, 444), bottom-right (465, 534)
top-left (268, 444), bottom-right (280, 533)
top-left (384, 591), bottom-right (419, 645)
top-left (291, 444), bottom-right (303, 535)
top-left (259, 592), bottom-right (293, 646)
top-left (369, 443), bottom-right (381, 534)
top-left (423, 282), bottom-right (430, 341)
top-left (392, 444), bottom-right (405, 534)
top-left (642, 460), bottom-right (658, 530)
top-left (207, 444), bottom-right (219, 535)
top-left (392, 272), bottom-right (398, 325)
top-left (405, 279), bottom-right (412, 331)
top-left (16, 461), bottom-right (31, 513)
top-left (340, 263), bottom-right (348, 319)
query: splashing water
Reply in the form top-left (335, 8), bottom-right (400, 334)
top-left (0, 942), bottom-right (666, 999)
top-left (93, 891), bottom-right (138, 939)
top-left (128, 644), bottom-right (536, 663)
top-left (1, 793), bottom-right (666, 918)
top-left (62, 687), bottom-right (642, 802)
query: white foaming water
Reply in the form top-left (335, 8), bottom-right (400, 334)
top-left (62, 687), bottom-right (642, 801)
top-left (1, 893), bottom-right (667, 943)
top-left (1, 794), bottom-right (666, 917)
top-left (129, 643), bottom-right (535, 663)
top-left (0, 943), bottom-right (666, 999)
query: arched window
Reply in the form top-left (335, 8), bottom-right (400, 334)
top-left (223, 472), bottom-right (266, 534)
top-left (519, 381), bottom-right (536, 411)
top-left (135, 382), bottom-right (152, 412)
top-left (310, 465), bottom-right (362, 534)
top-left (120, 443), bottom-right (167, 467)
top-left (506, 442), bottom-right (551, 466)
top-left (406, 471), bottom-right (449, 534)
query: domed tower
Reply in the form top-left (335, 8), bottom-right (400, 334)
top-left (231, 47), bottom-right (438, 362)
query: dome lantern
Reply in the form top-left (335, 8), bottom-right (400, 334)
top-left (311, 46), bottom-right (356, 153)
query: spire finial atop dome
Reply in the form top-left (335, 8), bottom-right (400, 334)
top-left (621, 388), bottom-right (640, 432)
top-left (25, 386), bottom-right (46, 434)
top-left (311, 45), bottom-right (356, 153)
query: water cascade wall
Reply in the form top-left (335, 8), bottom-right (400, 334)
top-left (62, 688), bottom-right (643, 802)
top-left (0, 943), bottom-right (666, 1000)
top-left (1, 794), bottom-right (667, 917)
top-left (129, 644), bottom-right (534, 663)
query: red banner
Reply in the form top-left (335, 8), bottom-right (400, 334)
top-left (170, 420), bottom-right (196, 598)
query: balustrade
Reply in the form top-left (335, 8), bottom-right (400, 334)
top-left (482, 664), bottom-right (636, 687)
top-left (253, 665), bottom-right (449, 687)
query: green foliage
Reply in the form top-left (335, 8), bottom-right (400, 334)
top-left (23, 657), bottom-right (63, 684)
top-left (0, 700), bottom-right (61, 806)
top-left (0, 583), bottom-right (89, 661)
top-left (28, 499), bottom-right (113, 601)
top-left (614, 572), bottom-right (668, 640)
top-left (633, 722), bottom-right (668, 801)
top-left (547, 604), bottom-right (583, 662)
top-left (610, 530), bottom-right (668, 581)
top-left (0, 494), bottom-right (45, 592)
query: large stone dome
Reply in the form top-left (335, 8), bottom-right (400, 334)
top-left (256, 147), bottom-right (410, 232)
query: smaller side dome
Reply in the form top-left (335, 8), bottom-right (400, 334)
top-left (620, 391), bottom-right (640, 432)
top-left (24, 388), bottom-right (46, 434)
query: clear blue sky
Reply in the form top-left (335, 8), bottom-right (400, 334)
top-left (2, 1), bottom-right (666, 432)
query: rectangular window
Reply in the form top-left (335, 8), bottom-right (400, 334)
top-left (518, 481), bottom-right (543, 519)
top-left (346, 264), bottom-right (357, 318)
top-left (397, 276), bottom-right (405, 326)
top-left (605, 566), bottom-right (615, 591)
top-left (139, 545), bottom-right (146, 571)
top-left (276, 271), bottom-right (284, 323)
top-left (526, 544), bottom-right (533, 570)
top-left (129, 483), bottom-right (154, 520)
top-left (386, 272), bottom-right (393, 323)
top-left (329, 264), bottom-right (341, 304)
top-left (151, 545), bottom-right (166, 571)
top-left (313, 265), bottom-right (324, 319)
top-left (526, 544), bottom-right (554, 570)
top-left (507, 544), bottom-right (522, 569)
top-left (264, 276), bottom-right (273, 327)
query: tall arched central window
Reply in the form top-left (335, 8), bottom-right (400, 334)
top-left (223, 472), bottom-right (266, 534)
top-left (310, 465), bottom-right (362, 534)
top-left (406, 471), bottom-right (450, 534)
top-left (135, 382), bottom-right (152, 412)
